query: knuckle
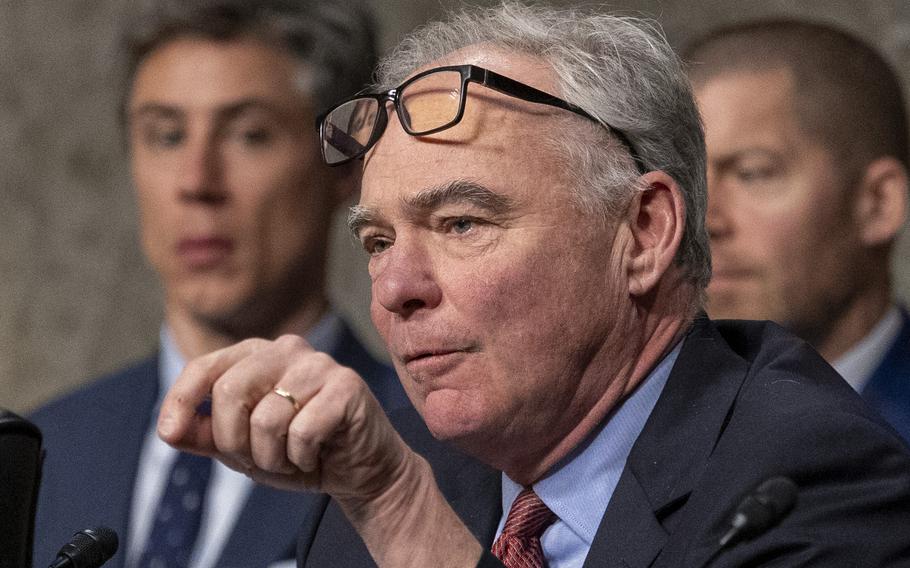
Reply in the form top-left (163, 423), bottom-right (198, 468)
top-left (238, 336), bottom-right (269, 350)
top-left (182, 355), bottom-right (211, 377)
top-left (249, 409), bottom-right (283, 435)
top-left (309, 351), bottom-right (335, 368)
top-left (213, 435), bottom-right (245, 457)
top-left (325, 367), bottom-right (367, 398)
top-left (288, 421), bottom-right (315, 444)
top-left (284, 351), bottom-right (335, 384)
top-left (211, 377), bottom-right (242, 401)
top-left (275, 334), bottom-right (308, 351)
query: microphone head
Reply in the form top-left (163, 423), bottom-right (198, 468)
top-left (56, 527), bottom-right (118, 568)
top-left (748, 476), bottom-right (798, 530)
top-left (720, 476), bottom-right (797, 548)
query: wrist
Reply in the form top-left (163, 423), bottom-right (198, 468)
top-left (339, 451), bottom-right (482, 567)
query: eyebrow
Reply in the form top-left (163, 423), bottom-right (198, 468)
top-left (347, 179), bottom-right (514, 238)
top-left (128, 98), bottom-right (288, 123)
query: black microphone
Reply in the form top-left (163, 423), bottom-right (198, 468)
top-left (48, 527), bottom-right (118, 568)
top-left (700, 476), bottom-right (797, 567)
top-left (720, 476), bottom-right (797, 547)
top-left (0, 408), bottom-right (43, 568)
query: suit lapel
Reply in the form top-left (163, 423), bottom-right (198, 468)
top-left (586, 318), bottom-right (750, 567)
top-left (448, 465), bottom-right (502, 548)
top-left (217, 486), bottom-right (321, 566)
top-left (86, 359), bottom-right (159, 568)
top-left (584, 467), bottom-right (668, 568)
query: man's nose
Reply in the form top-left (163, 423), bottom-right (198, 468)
top-left (705, 173), bottom-right (732, 240)
top-left (177, 137), bottom-right (226, 204)
top-left (371, 240), bottom-right (442, 319)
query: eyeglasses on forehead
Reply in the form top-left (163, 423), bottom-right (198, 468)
top-left (316, 63), bottom-right (645, 173)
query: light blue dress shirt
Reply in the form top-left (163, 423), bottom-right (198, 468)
top-left (497, 340), bottom-right (682, 568)
top-left (125, 313), bottom-right (342, 568)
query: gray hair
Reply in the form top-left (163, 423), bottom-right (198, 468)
top-left (119, 0), bottom-right (377, 121)
top-left (375, 1), bottom-right (711, 292)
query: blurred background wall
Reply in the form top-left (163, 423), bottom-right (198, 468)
top-left (2, 0), bottom-right (909, 413)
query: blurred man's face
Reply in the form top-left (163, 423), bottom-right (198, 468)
top-left (356, 47), bottom-right (632, 473)
top-left (696, 68), bottom-right (863, 344)
top-left (128, 37), bottom-right (345, 335)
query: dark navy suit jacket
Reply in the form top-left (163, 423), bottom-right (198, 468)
top-left (30, 320), bottom-right (408, 568)
top-left (298, 318), bottom-right (910, 567)
top-left (862, 307), bottom-right (910, 445)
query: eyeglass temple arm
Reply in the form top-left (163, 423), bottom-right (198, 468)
top-left (478, 68), bottom-right (587, 116)
top-left (478, 68), bottom-right (646, 174)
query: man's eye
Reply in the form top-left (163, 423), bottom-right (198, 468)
top-left (364, 237), bottom-right (392, 255)
top-left (144, 126), bottom-right (184, 148)
top-left (731, 161), bottom-right (780, 184)
top-left (447, 217), bottom-right (476, 234)
top-left (240, 128), bottom-right (272, 146)
top-left (225, 124), bottom-right (273, 147)
top-left (735, 168), bottom-right (771, 182)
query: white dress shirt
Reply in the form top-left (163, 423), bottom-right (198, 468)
top-left (832, 305), bottom-right (902, 393)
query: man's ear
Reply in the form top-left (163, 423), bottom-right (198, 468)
top-left (626, 171), bottom-right (686, 297)
top-left (854, 156), bottom-right (908, 247)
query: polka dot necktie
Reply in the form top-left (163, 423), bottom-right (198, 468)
top-left (491, 487), bottom-right (557, 568)
top-left (137, 452), bottom-right (213, 568)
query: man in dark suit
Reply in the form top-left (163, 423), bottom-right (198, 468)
top-left (30, 1), bottom-right (407, 567)
top-left (685, 20), bottom-right (910, 444)
top-left (158, 2), bottom-right (910, 567)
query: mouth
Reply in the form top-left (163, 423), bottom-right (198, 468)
top-left (710, 264), bottom-right (755, 282)
top-left (177, 236), bottom-right (234, 269)
top-left (403, 349), bottom-right (462, 363)
top-left (400, 347), bottom-right (476, 379)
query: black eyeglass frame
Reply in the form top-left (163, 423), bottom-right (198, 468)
top-left (316, 64), bottom-right (646, 173)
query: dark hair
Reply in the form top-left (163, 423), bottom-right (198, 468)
top-left (119, 0), bottom-right (377, 121)
top-left (684, 19), bottom-right (909, 177)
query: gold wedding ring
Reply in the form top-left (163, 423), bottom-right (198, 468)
top-left (272, 387), bottom-right (301, 411)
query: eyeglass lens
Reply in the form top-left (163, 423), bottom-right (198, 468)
top-left (322, 70), bottom-right (468, 164)
top-left (322, 98), bottom-right (380, 165)
top-left (398, 70), bottom-right (463, 133)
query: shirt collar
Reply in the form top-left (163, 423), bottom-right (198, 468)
top-left (833, 304), bottom-right (902, 392)
top-left (500, 339), bottom-right (682, 546)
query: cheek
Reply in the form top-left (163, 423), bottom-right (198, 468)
top-left (461, 248), bottom-right (604, 356)
top-left (235, 170), bottom-right (327, 251)
top-left (135, 190), bottom-right (174, 263)
top-left (733, 185), bottom-right (818, 267)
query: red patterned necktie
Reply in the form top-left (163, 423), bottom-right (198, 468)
top-left (491, 487), bottom-right (557, 568)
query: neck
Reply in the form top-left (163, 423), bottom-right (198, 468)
top-left (813, 281), bottom-right (892, 362)
top-left (165, 298), bottom-right (329, 360)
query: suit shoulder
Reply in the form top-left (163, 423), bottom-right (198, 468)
top-left (29, 356), bottom-right (158, 431)
top-left (712, 319), bottom-right (871, 415)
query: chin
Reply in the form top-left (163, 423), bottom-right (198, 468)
top-left (707, 290), bottom-right (752, 320)
top-left (419, 388), bottom-right (492, 443)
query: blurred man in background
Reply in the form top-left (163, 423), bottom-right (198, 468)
top-left (686, 20), bottom-right (910, 442)
top-left (30, 1), bottom-right (406, 566)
